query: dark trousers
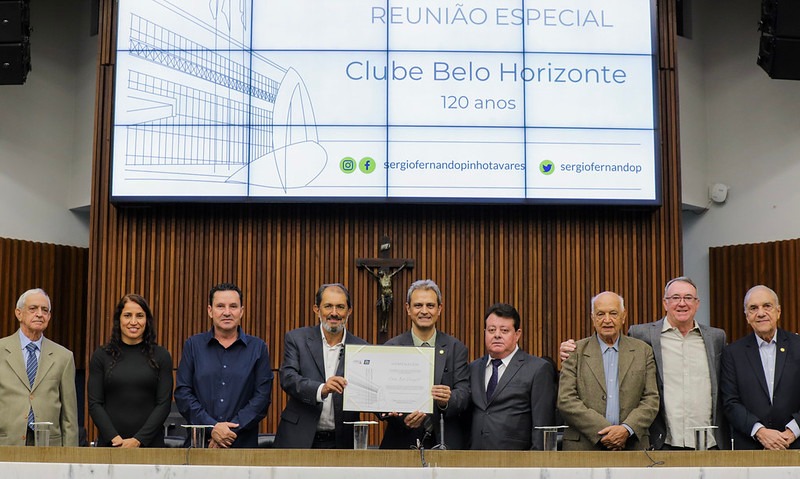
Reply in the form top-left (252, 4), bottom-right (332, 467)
top-left (312, 430), bottom-right (337, 449)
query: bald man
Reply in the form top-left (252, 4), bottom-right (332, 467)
top-left (721, 285), bottom-right (800, 450)
top-left (557, 292), bottom-right (659, 450)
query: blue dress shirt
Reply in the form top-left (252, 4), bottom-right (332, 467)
top-left (175, 327), bottom-right (273, 447)
top-left (598, 335), bottom-right (620, 426)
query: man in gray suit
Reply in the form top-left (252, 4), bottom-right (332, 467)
top-left (561, 276), bottom-right (727, 449)
top-left (558, 291), bottom-right (659, 450)
top-left (0, 288), bottom-right (78, 446)
top-left (469, 303), bottom-right (555, 450)
top-left (274, 283), bottom-right (368, 448)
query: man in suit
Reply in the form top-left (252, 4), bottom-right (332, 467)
top-left (561, 277), bottom-right (727, 449)
top-left (721, 285), bottom-right (800, 450)
top-left (274, 283), bottom-right (368, 448)
top-left (469, 303), bottom-right (555, 450)
top-left (0, 288), bottom-right (78, 446)
top-left (558, 291), bottom-right (659, 451)
top-left (379, 279), bottom-right (471, 449)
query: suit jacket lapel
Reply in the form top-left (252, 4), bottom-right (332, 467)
top-left (650, 320), bottom-right (664, 384)
top-left (34, 338), bottom-right (56, 391)
top-left (476, 355), bottom-right (488, 408)
top-left (698, 323), bottom-right (719, 390)
top-left (306, 327), bottom-right (326, 379)
top-left (584, 338), bottom-right (607, 394)
top-left (744, 334), bottom-right (771, 399)
top-left (3, 336), bottom-right (30, 390)
top-left (489, 350), bottom-right (522, 403)
top-left (617, 336), bottom-right (635, 384)
top-left (773, 329), bottom-right (789, 393)
top-left (434, 334), bottom-right (447, 385)
top-left (338, 333), bottom-right (362, 377)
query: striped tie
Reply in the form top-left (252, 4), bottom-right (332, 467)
top-left (26, 343), bottom-right (38, 427)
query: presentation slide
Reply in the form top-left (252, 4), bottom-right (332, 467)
top-left (111, 0), bottom-right (659, 205)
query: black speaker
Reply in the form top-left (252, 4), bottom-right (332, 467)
top-left (758, 34), bottom-right (800, 80)
top-left (0, 0), bottom-right (30, 84)
top-left (0, 41), bottom-right (30, 84)
top-left (0, 1), bottom-right (30, 43)
top-left (760, 0), bottom-right (800, 38)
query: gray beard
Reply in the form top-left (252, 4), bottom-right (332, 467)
top-left (320, 317), bottom-right (345, 334)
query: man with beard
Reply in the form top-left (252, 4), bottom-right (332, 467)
top-left (274, 283), bottom-right (369, 448)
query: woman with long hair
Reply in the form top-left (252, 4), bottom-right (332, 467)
top-left (88, 294), bottom-right (173, 447)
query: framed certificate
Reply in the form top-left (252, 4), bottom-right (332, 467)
top-left (343, 344), bottom-right (434, 414)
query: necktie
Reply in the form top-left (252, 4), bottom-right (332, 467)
top-left (26, 343), bottom-right (38, 427)
top-left (486, 358), bottom-right (503, 401)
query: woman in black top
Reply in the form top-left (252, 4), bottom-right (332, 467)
top-left (88, 294), bottom-right (173, 447)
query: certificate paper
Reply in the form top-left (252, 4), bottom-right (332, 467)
top-left (343, 344), bottom-right (434, 414)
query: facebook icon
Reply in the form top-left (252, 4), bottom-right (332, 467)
top-left (359, 157), bottom-right (376, 174)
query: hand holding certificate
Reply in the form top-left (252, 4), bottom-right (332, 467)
top-left (343, 344), bottom-right (435, 414)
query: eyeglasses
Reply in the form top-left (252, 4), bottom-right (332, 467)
top-left (665, 295), bottom-right (698, 304)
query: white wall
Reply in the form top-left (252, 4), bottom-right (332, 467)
top-left (677, 0), bottom-right (710, 210)
top-left (0, 0), bottom-right (96, 247)
top-left (681, 0), bottom-right (800, 324)
top-left (70, 2), bottom-right (99, 211)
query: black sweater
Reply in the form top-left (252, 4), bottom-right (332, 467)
top-left (88, 342), bottom-right (173, 447)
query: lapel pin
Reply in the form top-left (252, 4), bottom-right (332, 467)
top-left (439, 349), bottom-right (444, 355)
top-left (780, 348), bottom-right (786, 353)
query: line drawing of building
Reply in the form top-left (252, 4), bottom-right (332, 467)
top-left (116, 1), bottom-right (327, 195)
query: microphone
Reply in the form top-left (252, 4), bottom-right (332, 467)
top-left (431, 413), bottom-right (446, 450)
top-left (414, 438), bottom-right (429, 467)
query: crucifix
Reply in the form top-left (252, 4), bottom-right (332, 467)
top-left (356, 235), bottom-right (415, 334)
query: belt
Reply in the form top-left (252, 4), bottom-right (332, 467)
top-left (314, 430), bottom-right (335, 440)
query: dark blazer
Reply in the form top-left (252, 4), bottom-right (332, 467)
top-left (379, 330), bottom-right (471, 449)
top-left (468, 349), bottom-right (556, 450)
top-left (628, 318), bottom-right (728, 449)
top-left (0, 331), bottom-right (79, 446)
top-left (274, 326), bottom-right (368, 448)
top-left (557, 334), bottom-right (659, 451)
top-left (721, 328), bottom-right (800, 450)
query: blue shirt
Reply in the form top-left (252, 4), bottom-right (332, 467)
top-left (597, 334), bottom-right (634, 437)
top-left (598, 335), bottom-right (620, 426)
top-left (174, 327), bottom-right (273, 448)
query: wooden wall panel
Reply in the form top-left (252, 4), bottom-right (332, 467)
top-left (0, 237), bottom-right (89, 362)
top-left (710, 239), bottom-right (800, 342)
top-left (86, 0), bottom-right (685, 441)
